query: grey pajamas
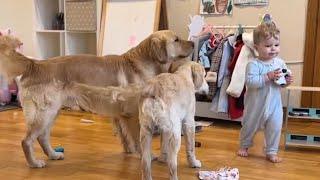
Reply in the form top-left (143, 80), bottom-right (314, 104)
top-left (240, 57), bottom-right (286, 155)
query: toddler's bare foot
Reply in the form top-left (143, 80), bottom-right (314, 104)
top-left (266, 154), bottom-right (282, 163)
top-left (237, 148), bottom-right (248, 157)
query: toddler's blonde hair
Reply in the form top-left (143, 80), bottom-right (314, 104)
top-left (253, 22), bottom-right (280, 45)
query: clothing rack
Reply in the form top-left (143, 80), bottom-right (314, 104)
top-left (212, 25), bottom-right (257, 29)
top-left (194, 25), bottom-right (256, 122)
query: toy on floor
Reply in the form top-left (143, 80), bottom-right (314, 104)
top-left (199, 167), bottom-right (239, 180)
top-left (54, 147), bottom-right (64, 153)
top-left (274, 69), bottom-right (292, 86)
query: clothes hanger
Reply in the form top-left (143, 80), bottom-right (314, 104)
top-left (210, 25), bottom-right (224, 42)
top-left (237, 24), bottom-right (244, 35)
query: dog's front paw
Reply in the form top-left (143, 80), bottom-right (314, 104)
top-left (49, 152), bottom-right (64, 160)
top-left (29, 160), bottom-right (46, 168)
top-left (189, 159), bottom-right (201, 168)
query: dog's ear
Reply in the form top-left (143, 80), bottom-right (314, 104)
top-left (0, 43), bottom-right (12, 56)
top-left (150, 37), bottom-right (168, 64)
top-left (191, 64), bottom-right (204, 90)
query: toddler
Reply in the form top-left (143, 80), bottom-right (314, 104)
top-left (237, 20), bottom-right (293, 163)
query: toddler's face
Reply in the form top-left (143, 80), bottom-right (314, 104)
top-left (255, 35), bottom-right (280, 61)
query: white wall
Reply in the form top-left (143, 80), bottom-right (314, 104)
top-left (0, 0), bottom-right (35, 57)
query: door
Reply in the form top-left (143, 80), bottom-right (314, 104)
top-left (301, 0), bottom-right (320, 108)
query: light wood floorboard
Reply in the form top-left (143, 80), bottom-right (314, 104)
top-left (0, 109), bottom-right (319, 180)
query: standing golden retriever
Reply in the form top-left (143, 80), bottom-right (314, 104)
top-left (0, 30), bottom-right (194, 168)
top-left (139, 60), bottom-right (208, 180)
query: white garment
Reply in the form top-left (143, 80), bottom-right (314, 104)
top-left (226, 32), bottom-right (258, 98)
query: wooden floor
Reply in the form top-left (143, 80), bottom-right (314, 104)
top-left (0, 109), bottom-right (320, 180)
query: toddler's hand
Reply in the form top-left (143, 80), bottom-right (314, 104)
top-left (285, 73), bottom-right (294, 85)
top-left (266, 68), bottom-right (281, 81)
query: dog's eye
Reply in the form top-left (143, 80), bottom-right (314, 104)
top-left (174, 38), bottom-right (179, 42)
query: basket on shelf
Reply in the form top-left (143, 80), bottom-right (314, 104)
top-left (65, 0), bottom-right (97, 31)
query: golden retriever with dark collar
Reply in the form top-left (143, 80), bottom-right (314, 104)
top-left (0, 30), bottom-right (194, 168)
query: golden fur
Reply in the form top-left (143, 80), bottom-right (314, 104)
top-left (65, 82), bottom-right (143, 153)
top-left (0, 31), bottom-right (23, 90)
top-left (0, 30), bottom-right (22, 50)
top-left (0, 30), bottom-right (194, 168)
top-left (63, 60), bottom-right (208, 177)
top-left (139, 60), bottom-right (208, 180)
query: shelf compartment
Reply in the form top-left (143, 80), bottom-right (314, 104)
top-left (287, 107), bottom-right (320, 120)
top-left (285, 133), bottom-right (320, 147)
top-left (34, 0), bottom-right (63, 30)
top-left (35, 32), bottom-right (64, 60)
top-left (36, 30), bottom-right (65, 33)
top-left (65, 32), bottom-right (97, 55)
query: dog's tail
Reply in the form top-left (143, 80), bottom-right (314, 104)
top-left (0, 43), bottom-right (33, 82)
top-left (65, 82), bottom-right (123, 116)
top-left (64, 82), bottom-right (144, 117)
top-left (140, 84), bottom-right (168, 127)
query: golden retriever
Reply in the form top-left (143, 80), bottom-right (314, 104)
top-left (139, 60), bottom-right (208, 180)
top-left (0, 30), bottom-right (194, 168)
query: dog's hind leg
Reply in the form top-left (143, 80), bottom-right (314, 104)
top-left (21, 94), bottom-right (63, 168)
top-left (157, 129), bottom-right (168, 163)
top-left (182, 114), bottom-right (201, 168)
top-left (126, 116), bottom-right (142, 154)
top-left (140, 123), bottom-right (153, 180)
top-left (112, 117), bottom-right (136, 153)
top-left (21, 125), bottom-right (47, 168)
top-left (164, 121), bottom-right (181, 180)
top-left (37, 110), bottom-right (64, 160)
top-left (21, 100), bottom-right (49, 168)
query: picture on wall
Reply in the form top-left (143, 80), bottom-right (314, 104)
top-left (199, 0), bottom-right (233, 15)
top-left (233, 0), bottom-right (268, 6)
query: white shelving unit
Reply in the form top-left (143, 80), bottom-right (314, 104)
top-left (33, 0), bottom-right (102, 60)
top-left (284, 86), bottom-right (320, 149)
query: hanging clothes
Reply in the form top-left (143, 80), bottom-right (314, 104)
top-left (199, 39), bottom-right (215, 68)
top-left (192, 34), bottom-right (211, 63)
top-left (207, 38), bottom-right (228, 99)
top-left (210, 35), bottom-right (236, 113)
top-left (227, 35), bottom-right (245, 119)
top-left (226, 32), bottom-right (257, 97)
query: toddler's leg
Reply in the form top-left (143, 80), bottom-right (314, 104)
top-left (264, 109), bottom-right (283, 163)
top-left (237, 117), bottom-right (260, 157)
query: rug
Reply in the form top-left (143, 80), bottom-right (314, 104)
top-left (0, 101), bottom-right (20, 112)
